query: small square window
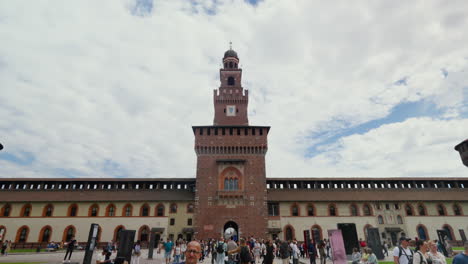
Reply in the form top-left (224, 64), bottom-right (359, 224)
top-left (170, 218), bottom-right (175, 226)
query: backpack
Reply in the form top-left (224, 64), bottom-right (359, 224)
top-left (216, 242), bottom-right (224, 254)
top-left (398, 246), bottom-right (414, 264)
top-left (279, 242), bottom-right (290, 258)
top-left (240, 245), bottom-right (252, 263)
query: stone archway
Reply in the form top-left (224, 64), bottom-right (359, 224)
top-left (224, 221), bottom-right (238, 241)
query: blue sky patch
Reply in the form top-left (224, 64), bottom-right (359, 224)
top-left (0, 151), bottom-right (35, 166)
top-left (131, 0), bottom-right (153, 17)
top-left (306, 99), bottom-right (445, 158)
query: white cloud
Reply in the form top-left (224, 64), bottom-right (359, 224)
top-left (0, 0), bottom-right (467, 179)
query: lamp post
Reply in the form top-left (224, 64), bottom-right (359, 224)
top-left (454, 139), bottom-right (468, 167)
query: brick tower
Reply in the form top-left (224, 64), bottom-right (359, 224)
top-left (192, 48), bottom-right (270, 240)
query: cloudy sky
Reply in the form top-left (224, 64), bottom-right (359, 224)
top-left (1, 0), bottom-right (467, 179)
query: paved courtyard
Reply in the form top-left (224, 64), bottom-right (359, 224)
top-left (0, 249), bottom-right (397, 264)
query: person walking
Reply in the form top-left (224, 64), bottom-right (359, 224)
top-left (173, 241), bottom-right (182, 264)
top-left (264, 240), bottom-right (275, 264)
top-left (279, 240), bottom-right (291, 264)
top-left (383, 241), bottom-right (389, 257)
top-left (215, 237), bottom-right (227, 264)
top-left (318, 241), bottom-right (326, 264)
top-left (228, 238), bottom-right (253, 264)
top-left (5, 240), bottom-right (11, 256)
top-left (131, 240), bottom-right (141, 264)
top-left (63, 235), bottom-right (77, 263)
top-left (308, 241), bottom-right (317, 264)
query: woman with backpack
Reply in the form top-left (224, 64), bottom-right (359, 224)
top-left (228, 238), bottom-right (253, 264)
top-left (414, 240), bottom-right (429, 264)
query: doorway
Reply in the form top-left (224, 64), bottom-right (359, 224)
top-left (224, 221), bottom-right (238, 241)
top-left (337, 223), bottom-right (359, 254)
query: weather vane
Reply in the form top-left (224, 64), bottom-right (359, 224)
top-left (229, 41), bottom-right (232, 50)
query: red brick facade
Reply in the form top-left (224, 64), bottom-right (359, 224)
top-left (193, 49), bottom-right (270, 239)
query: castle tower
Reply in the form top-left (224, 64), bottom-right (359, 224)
top-left (192, 48), bottom-right (270, 240)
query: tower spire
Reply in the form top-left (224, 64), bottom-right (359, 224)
top-left (229, 41), bottom-right (232, 50)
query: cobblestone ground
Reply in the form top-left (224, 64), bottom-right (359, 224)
top-left (0, 250), bottom-right (396, 264)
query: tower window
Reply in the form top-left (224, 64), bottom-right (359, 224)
top-left (224, 63), bottom-right (227, 68)
top-left (227, 77), bottom-right (235, 86)
top-left (229, 62), bottom-right (233, 68)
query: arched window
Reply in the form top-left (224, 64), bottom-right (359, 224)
top-left (284, 225), bottom-right (295, 241)
top-left (43, 204), bottom-right (54, 217)
top-left (156, 204), bottom-right (165, 216)
top-left (307, 204), bottom-right (315, 216)
top-left (229, 62), bottom-right (233, 68)
top-left (363, 204), bottom-right (372, 216)
top-left (227, 76), bottom-right (235, 86)
top-left (453, 204), bottom-right (462, 216)
top-left (328, 204), bottom-right (338, 216)
top-left (16, 226), bottom-right (29, 243)
top-left (89, 204), bottom-right (99, 217)
top-left (106, 204), bottom-right (116, 217)
top-left (187, 203), bottom-right (194, 213)
top-left (417, 225), bottom-right (429, 240)
top-left (139, 225), bottom-right (150, 242)
top-left (224, 178), bottom-right (229, 190)
top-left (350, 204), bottom-right (359, 216)
top-left (68, 204), bottom-right (78, 217)
top-left (378, 215), bottom-right (384, 224)
top-left (122, 204), bottom-right (133, 216)
top-left (39, 226), bottom-right (52, 242)
top-left (63, 225), bottom-right (75, 242)
top-left (170, 203), bottom-right (177, 214)
top-left (405, 204), bottom-right (414, 216)
top-left (291, 204), bottom-right (299, 216)
top-left (229, 179), bottom-right (234, 190)
top-left (418, 204), bottom-right (427, 216)
top-left (443, 225), bottom-right (454, 240)
top-left (21, 204), bottom-right (32, 217)
top-left (437, 204), bottom-right (446, 216)
top-left (311, 225), bottom-right (323, 242)
top-left (1, 204), bottom-right (11, 217)
top-left (140, 204), bottom-right (150, 216)
top-left (364, 224), bottom-right (373, 240)
top-left (114, 225), bottom-right (125, 242)
top-left (397, 215), bottom-right (403, 224)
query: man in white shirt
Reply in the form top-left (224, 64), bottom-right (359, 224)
top-left (96, 249), bottom-right (111, 264)
top-left (393, 237), bottom-right (413, 264)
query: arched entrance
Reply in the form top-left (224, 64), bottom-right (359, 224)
top-left (224, 221), bottom-right (238, 241)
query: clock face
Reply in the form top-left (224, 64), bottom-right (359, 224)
top-left (226, 105), bottom-right (236, 116)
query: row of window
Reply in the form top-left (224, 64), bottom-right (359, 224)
top-left (266, 181), bottom-right (467, 190)
top-left (268, 203), bottom-right (465, 217)
top-left (404, 203), bottom-right (463, 216)
top-left (282, 223), bottom-right (459, 242)
top-left (0, 203), bottom-right (195, 217)
top-left (0, 182), bottom-right (192, 191)
top-left (197, 127), bottom-right (265, 136)
top-left (0, 223), bottom-right (189, 244)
